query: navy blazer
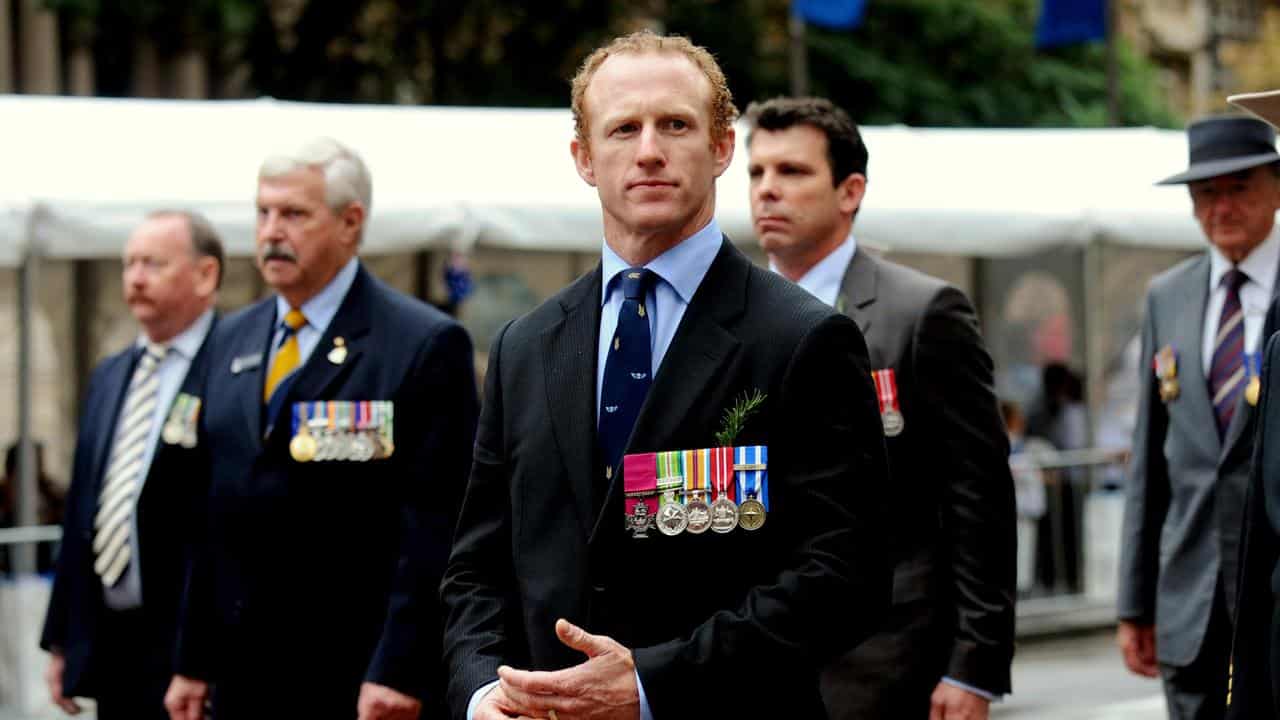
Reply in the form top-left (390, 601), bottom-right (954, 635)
top-left (175, 264), bottom-right (477, 718)
top-left (41, 320), bottom-right (217, 698)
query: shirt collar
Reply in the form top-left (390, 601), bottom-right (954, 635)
top-left (136, 308), bottom-right (215, 359)
top-left (600, 218), bottom-right (723, 305)
top-left (771, 230), bottom-right (858, 305)
top-left (275, 256), bottom-right (360, 333)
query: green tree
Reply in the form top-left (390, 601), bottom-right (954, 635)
top-left (802, 0), bottom-right (1179, 127)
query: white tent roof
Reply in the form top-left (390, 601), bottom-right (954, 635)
top-left (0, 95), bottom-right (1208, 267)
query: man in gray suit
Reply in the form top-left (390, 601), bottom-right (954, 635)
top-left (746, 96), bottom-right (1017, 720)
top-left (1118, 115), bottom-right (1280, 720)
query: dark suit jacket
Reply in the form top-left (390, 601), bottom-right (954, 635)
top-left (1228, 299), bottom-right (1280, 718)
top-left (174, 264), bottom-right (477, 718)
top-left (441, 240), bottom-right (892, 719)
top-left (40, 322), bottom-right (216, 698)
top-left (825, 250), bottom-right (1016, 697)
top-left (1119, 252), bottom-right (1277, 667)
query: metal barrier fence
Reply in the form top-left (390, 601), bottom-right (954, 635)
top-left (1013, 447), bottom-right (1129, 637)
top-left (0, 448), bottom-right (1129, 715)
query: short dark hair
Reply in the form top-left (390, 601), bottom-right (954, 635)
top-left (148, 209), bottom-right (225, 289)
top-left (744, 96), bottom-right (868, 186)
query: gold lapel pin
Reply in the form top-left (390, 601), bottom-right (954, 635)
top-left (327, 337), bottom-right (348, 365)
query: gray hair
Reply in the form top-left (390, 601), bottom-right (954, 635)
top-left (258, 137), bottom-right (373, 215)
top-left (146, 209), bottom-right (226, 290)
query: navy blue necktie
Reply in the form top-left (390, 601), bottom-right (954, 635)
top-left (599, 268), bottom-right (658, 480)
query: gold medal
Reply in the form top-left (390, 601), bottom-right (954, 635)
top-left (327, 337), bottom-right (348, 365)
top-left (738, 496), bottom-right (766, 531)
top-left (1159, 378), bottom-right (1180, 403)
top-left (290, 425), bottom-right (317, 462)
top-left (1247, 376), bottom-right (1261, 406)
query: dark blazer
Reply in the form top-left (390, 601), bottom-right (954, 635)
top-left (40, 320), bottom-right (217, 698)
top-left (821, 250), bottom-right (1016, 712)
top-left (1227, 300), bottom-right (1280, 718)
top-left (174, 264), bottom-right (478, 718)
top-left (1119, 252), bottom-right (1278, 667)
top-left (441, 240), bottom-right (892, 719)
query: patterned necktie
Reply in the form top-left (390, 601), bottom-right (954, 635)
top-left (264, 309), bottom-right (308, 403)
top-left (93, 342), bottom-right (167, 586)
top-left (599, 268), bottom-right (658, 481)
top-left (1209, 268), bottom-right (1249, 437)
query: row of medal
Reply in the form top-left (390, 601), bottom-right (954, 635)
top-left (623, 446), bottom-right (769, 539)
top-left (161, 393), bottom-right (202, 449)
top-left (289, 400), bottom-right (395, 463)
top-left (1155, 345), bottom-right (1263, 406)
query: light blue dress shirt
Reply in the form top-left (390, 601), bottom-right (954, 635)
top-left (103, 309), bottom-right (215, 610)
top-left (771, 231), bottom-right (857, 307)
top-left (772, 233), bottom-right (999, 704)
top-left (467, 220), bottom-right (723, 720)
top-left (267, 256), bottom-right (360, 370)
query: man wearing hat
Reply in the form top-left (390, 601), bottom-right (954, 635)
top-left (1223, 89), bottom-right (1280, 719)
top-left (1118, 114), bottom-right (1280, 720)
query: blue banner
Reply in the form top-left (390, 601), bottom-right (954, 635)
top-left (792, 0), bottom-right (868, 30)
top-left (1035, 0), bottom-right (1107, 48)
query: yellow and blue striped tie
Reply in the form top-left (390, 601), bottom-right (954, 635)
top-left (264, 309), bottom-right (307, 403)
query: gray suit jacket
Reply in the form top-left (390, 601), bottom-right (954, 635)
top-left (829, 250), bottom-right (1016, 694)
top-left (1118, 251), bottom-right (1277, 666)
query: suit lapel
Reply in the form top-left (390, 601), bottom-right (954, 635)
top-left (1172, 255), bottom-right (1219, 460)
top-left (235, 301), bottom-right (278, 446)
top-left (1219, 253), bottom-right (1280, 463)
top-left (588, 240), bottom-right (746, 545)
top-left (836, 248), bottom-right (877, 334)
top-left (88, 350), bottom-right (139, 496)
top-left (272, 267), bottom-right (373, 433)
top-left (541, 270), bottom-right (603, 541)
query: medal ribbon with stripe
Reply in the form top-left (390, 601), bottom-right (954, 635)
top-left (709, 446), bottom-right (735, 502)
top-left (683, 449), bottom-right (709, 499)
top-left (734, 445), bottom-right (769, 510)
top-left (656, 450), bottom-right (684, 507)
top-left (872, 369), bottom-right (900, 417)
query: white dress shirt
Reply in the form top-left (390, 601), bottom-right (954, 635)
top-left (1201, 228), bottom-right (1280, 376)
top-left (103, 309), bottom-right (215, 610)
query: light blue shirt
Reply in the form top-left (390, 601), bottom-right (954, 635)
top-left (268, 256), bottom-right (360, 370)
top-left (772, 230), bottom-right (857, 307)
top-left (103, 309), bottom-right (215, 610)
top-left (770, 232), bottom-right (999, 704)
top-left (467, 220), bottom-right (723, 720)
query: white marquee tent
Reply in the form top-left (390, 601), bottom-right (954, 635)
top-left (0, 95), bottom-right (1208, 266)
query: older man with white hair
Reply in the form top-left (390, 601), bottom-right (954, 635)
top-left (164, 138), bottom-right (479, 720)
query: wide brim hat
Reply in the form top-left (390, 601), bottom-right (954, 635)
top-left (1156, 114), bottom-right (1280, 185)
top-left (1229, 90), bottom-right (1280, 129)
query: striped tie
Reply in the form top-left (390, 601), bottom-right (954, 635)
top-left (1209, 268), bottom-right (1249, 437)
top-left (93, 342), bottom-right (167, 586)
top-left (264, 309), bottom-right (307, 403)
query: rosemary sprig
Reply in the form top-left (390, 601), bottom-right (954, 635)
top-left (715, 389), bottom-right (766, 447)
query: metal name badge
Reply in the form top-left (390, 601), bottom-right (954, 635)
top-left (231, 353), bottom-right (263, 374)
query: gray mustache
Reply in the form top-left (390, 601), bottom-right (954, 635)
top-left (261, 243), bottom-right (297, 263)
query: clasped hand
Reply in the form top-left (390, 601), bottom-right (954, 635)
top-left (476, 619), bottom-right (641, 720)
